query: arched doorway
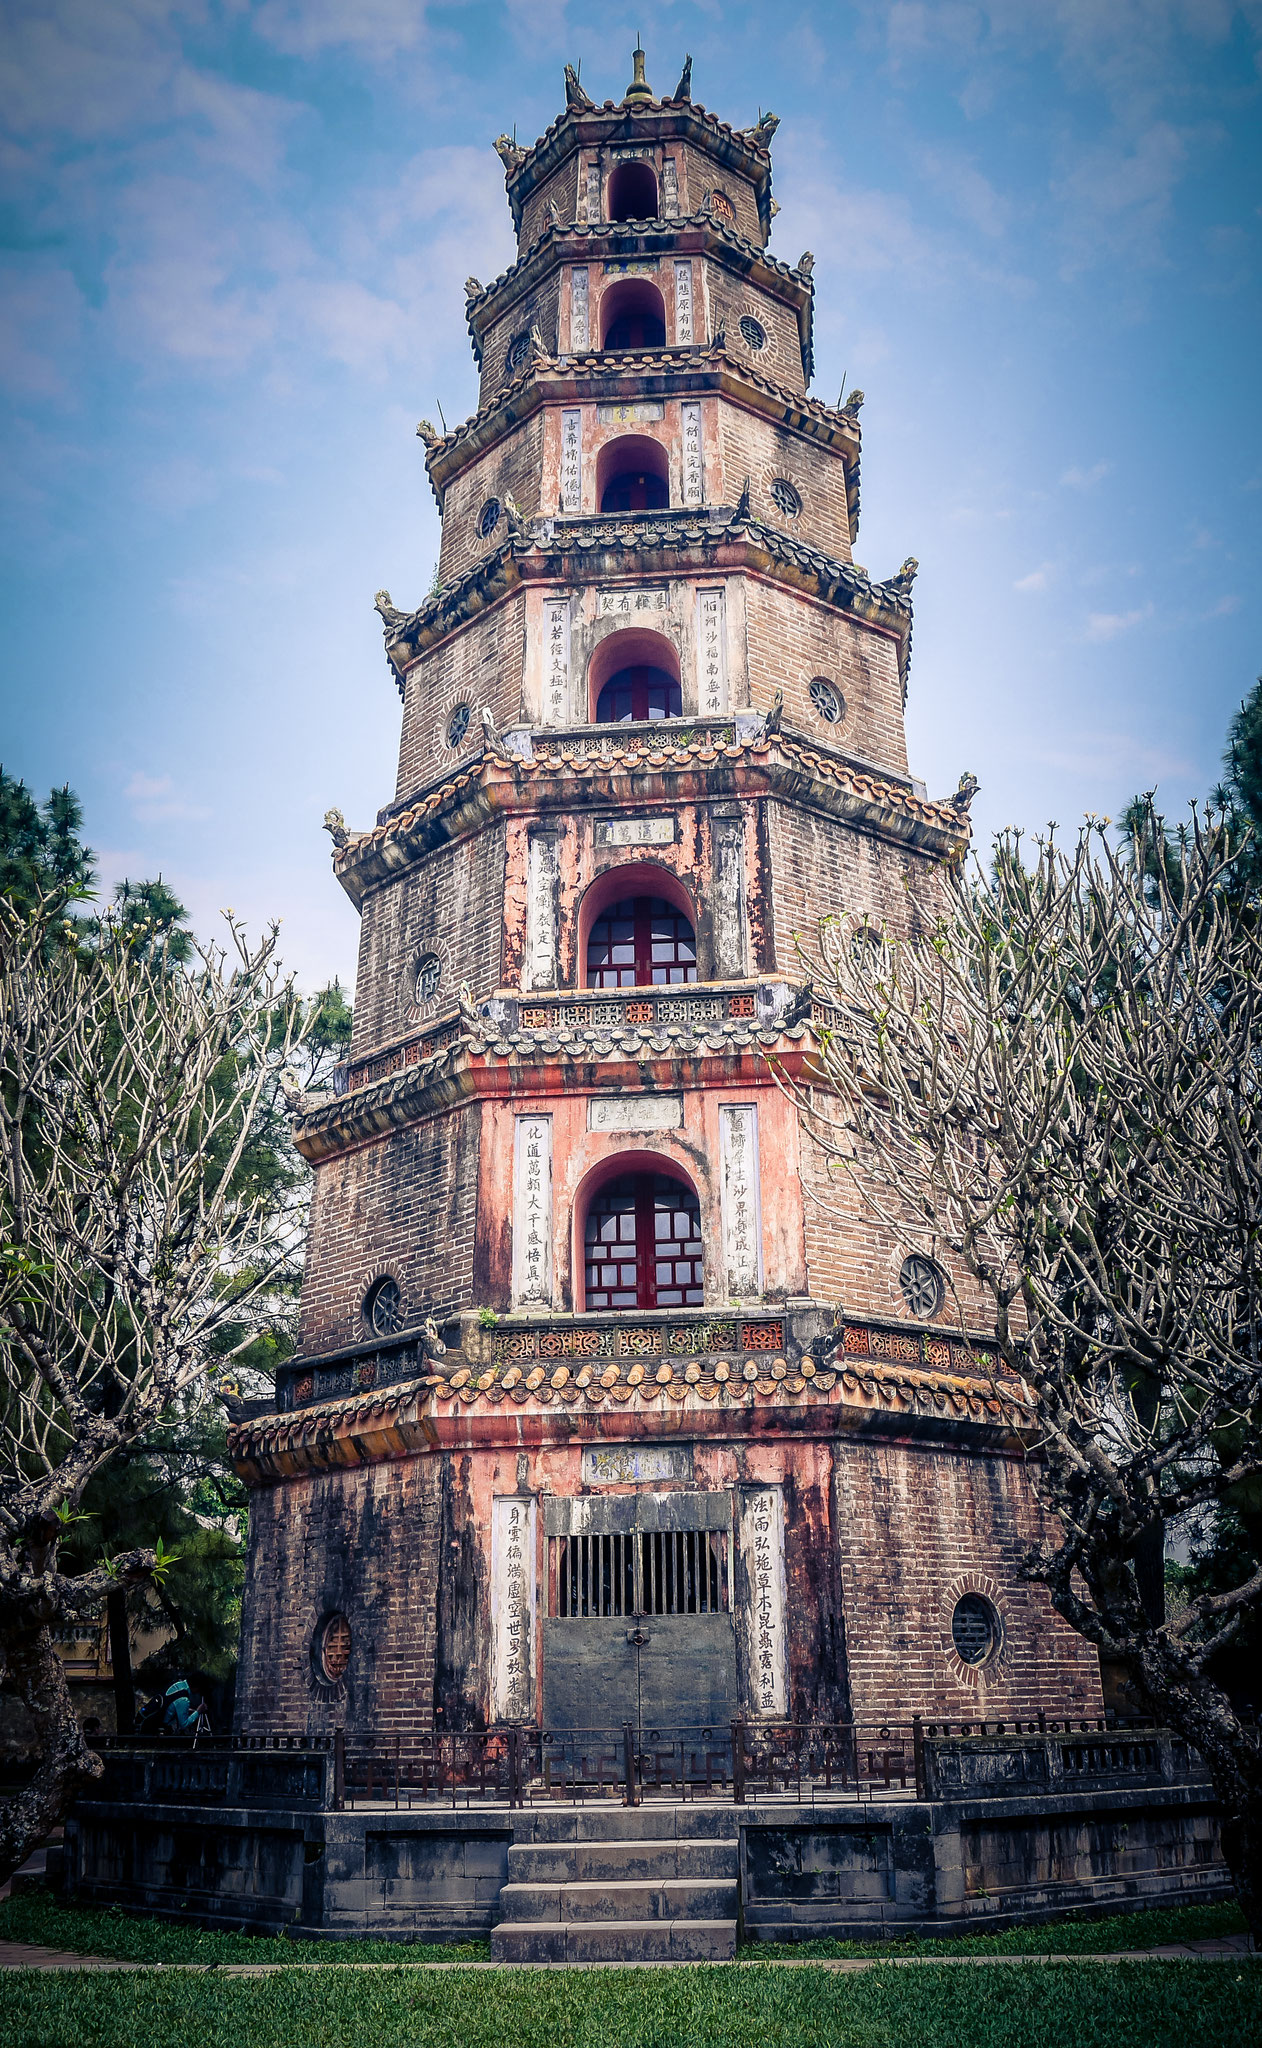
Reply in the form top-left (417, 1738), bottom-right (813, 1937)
top-left (587, 626), bottom-right (682, 724)
top-left (607, 160), bottom-right (658, 222)
top-left (597, 433), bottom-right (669, 514)
top-left (586, 895), bottom-right (696, 986)
top-left (600, 279), bottom-right (666, 350)
top-left (583, 1170), bottom-right (704, 1311)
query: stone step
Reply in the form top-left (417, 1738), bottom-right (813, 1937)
top-left (518, 1804), bottom-right (739, 1844)
top-left (490, 1917), bottom-right (737, 1964)
top-left (497, 1877), bottom-right (737, 1923)
top-left (506, 1837), bottom-right (737, 1884)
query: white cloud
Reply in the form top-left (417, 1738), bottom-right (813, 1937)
top-left (125, 772), bottom-right (211, 823)
top-left (1061, 461), bottom-right (1113, 489)
top-left (253, 0), bottom-right (440, 58)
top-left (1085, 602), bottom-right (1155, 642)
top-left (1014, 563), bottom-right (1054, 592)
top-left (1204, 594), bottom-right (1241, 618)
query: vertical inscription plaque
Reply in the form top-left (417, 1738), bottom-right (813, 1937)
top-left (681, 401), bottom-right (704, 507)
top-left (525, 832), bottom-right (559, 989)
top-left (585, 162), bottom-right (601, 224)
top-left (570, 268), bottom-right (589, 351)
top-left (719, 1103), bottom-right (762, 1296)
top-left (560, 408), bottom-right (582, 513)
top-left (512, 1114), bottom-right (553, 1304)
top-left (674, 259), bottom-right (694, 344)
top-left (696, 585), bottom-right (728, 712)
top-left (491, 1495), bottom-right (537, 1720)
top-left (738, 1487), bottom-right (787, 1717)
top-left (662, 159), bottom-right (679, 216)
top-left (542, 597), bottom-right (571, 724)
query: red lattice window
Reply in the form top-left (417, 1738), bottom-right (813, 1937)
top-left (728, 992), bottom-right (755, 1018)
top-left (317, 1612), bottom-right (351, 1684)
top-left (585, 1174), bottom-right (704, 1311)
top-left (595, 664), bottom-right (682, 723)
top-left (741, 1321), bottom-right (784, 1350)
top-left (587, 896), bottom-right (696, 988)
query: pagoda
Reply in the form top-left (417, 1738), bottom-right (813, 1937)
top-left (229, 52), bottom-right (1101, 1746)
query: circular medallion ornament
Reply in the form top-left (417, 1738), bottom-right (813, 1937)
top-left (506, 332), bottom-right (532, 373)
top-left (951, 1594), bottom-right (998, 1667)
top-left (709, 189), bottom-right (736, 224)
top-left (809, 677), bottom-right (844, 724)
top-left (739, 314), bottom-right (767, 352)
top-left (770, 476), bottom-right (802, 518)
top-left (364, 1275), bottom-right (403, 1336)
top-left (477, 498), bottom-right (501, 538)
top-left (315, 1612), bottom-right (352, 1685)
top-left (446, 703), bottom-right (472, 748)
top-left (413, 953), bottom-right (441, 1006)
top-left (899, 1252), bottom-right (945, 1320)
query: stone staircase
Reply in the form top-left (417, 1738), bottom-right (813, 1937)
top-left (490, 1803), bottom-right (739, 1962)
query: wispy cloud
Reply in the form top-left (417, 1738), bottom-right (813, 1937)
top-left (1015, 563), bottom-right (1054, 592)
top-left (125, 772), bottom-right (211, 824)
top-left (1061, 461), bottom-right (1113, 489)
top-left (1085, 602), bottom-right (1155, 642)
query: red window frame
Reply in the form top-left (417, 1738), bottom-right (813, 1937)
top-left (595, 664), bottom-right (682, 723)
top-left (584, 1173), bottom-right (704, 1311)
top-left (586, 894), bottom-right (697, 987)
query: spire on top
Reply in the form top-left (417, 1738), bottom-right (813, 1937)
top-left (623, 38), bottom-right (654, 104)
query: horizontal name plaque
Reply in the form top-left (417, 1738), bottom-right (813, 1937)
top-left (595, 816), bottom-right (674, 847)
top-left (588, 1092), bottom-right (684, 1132)
top-left (582, 1445), bottom-right (694, 1485)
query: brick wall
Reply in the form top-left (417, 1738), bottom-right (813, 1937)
top-left (235, 1454), bottom-right (443, 1751)
top-left (477, 270), bottom-right (563, 411)
top-left (437, 413), bottom-right (545, 586)
top-left (721, 406), bottom-right (852, 560)
top-left (396, 594), bottom-right (527, 800)
top-left (743, 582), bottom-right (905, 771)
top-left (351, 830), bottom-right (508, 1053)
top-left (702, 261), bottom-right (806, 393)
top-left (298, 1104), bottom-right (482, 1353)
top-left (832, 1439), bottom-right (1103, 1720)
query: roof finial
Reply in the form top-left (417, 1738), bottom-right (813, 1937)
top-left (624, 37), bottom-right (653, 102)
top-left (673, 54), bottom-right (692, 102)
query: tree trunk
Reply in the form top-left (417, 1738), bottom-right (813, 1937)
top-left (106, 1587), bottom-right (134, 1735)
top-left (0, 1619), bottom-right (103, 1888)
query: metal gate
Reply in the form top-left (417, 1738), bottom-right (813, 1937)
top-left (541, 1491), bottom-right (736, 1733)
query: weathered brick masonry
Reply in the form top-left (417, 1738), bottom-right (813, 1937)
top-left (231, 56), bottom-right (1101, 1756)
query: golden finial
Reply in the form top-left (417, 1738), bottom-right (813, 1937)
top-left (624, 36), bottom-right (653, 103)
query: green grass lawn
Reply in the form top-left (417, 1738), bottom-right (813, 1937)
top-left (0, 1890), bottom-right (1246, 1967)
top-left (2, 1961), bottom-right (1261, 2048)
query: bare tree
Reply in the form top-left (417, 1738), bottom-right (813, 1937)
top-left (0, 896), bottom-right (312, 1882)
top-left (788, 810), bottom-right (1262, 1938)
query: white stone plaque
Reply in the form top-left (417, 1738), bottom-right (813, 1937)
top-left (512, 1114), bottom-right (553, 1304)
top-left (681, 401), bottom-right (704, 507)
top-left (585, 162), bottom-right (601, 224)
top-left (674, 260), bottom-right (694, 345)
top-left (739, 1487), bottom-right (787, 1718)
top-left (570, 269), bottom-right (589, 351)
top-left (719, 1103), bottom-right (762, 1295)
top-left (696, 585), bottom-right (728, 712)
top-left (525, 833), bottom-right (559, 989)
top-left (597, 401), bottom-right (664, 425)
top-left (604, 258), bottom-right (658, 277)
top-left (491, 1495), bottom-right (537, 1720)
top-left (582, 1444), bottom-right (693, 1485)
top-left (560, 409), bottom-right (582, 514)
top-left (597, 586), bottom-right (669, 617)
top-left (662, 159), bottom-right (679, 217)
top-left (542, 597), bottom-right (570, 724)
top-left (595, 816), bottom-right (674, 847)
top-left (588, 1093), bottom-right (684, 1132)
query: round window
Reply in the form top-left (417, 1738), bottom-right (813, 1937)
top-left (899, 1253), bottom-right (945, 1320)
top-left (506, 331), bottom-right (532, 374)
top-left (364, 1275), bottom-right (403, 1336)
top-left (478, 498), bottom-right (501, 538)
top-left (952, 1594), bottom-right (998, 1667)
top-left (709, 189), bottom-right (736, 223)
top-left (315, 1612), bottom-right (352, 1685)
top-left (739, 314), bottom-right (767, 352)
top-left (809, 677), bottom-right (844, 724)
top-left (446, 704), bottom-right (472, 748)
top-left (413, 953), bottom-right (441, 1006)
top-left (770, 477), bottom-right (802, 518)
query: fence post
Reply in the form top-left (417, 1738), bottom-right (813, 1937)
top-left (333, 1728), bottom-right (345, 1811)
top-left (732, 1721), bottom-right (746, 1805)
top-left (622, 1722), bottom-right (639, 1807)
top-left (508, 1725), bottom-right (523, 1809)
top-left (912, 1715), bottom-right (926, 1801)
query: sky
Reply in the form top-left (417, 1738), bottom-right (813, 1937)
top-left (2, 0), bottom-right (1260, 993)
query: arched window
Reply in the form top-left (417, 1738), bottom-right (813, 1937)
top-left (587, 896), bottom-right (696, 987)
top-left (608, 161), bottom-right (659, 222)
top-left (596, 666), bottom-right (682, 723)
top-left (584, 1171), bottom-right (703, 1310)
top-left (597, 433), bottom-right (669, 514)
top-left (601, 279), bottom-right (667, 351)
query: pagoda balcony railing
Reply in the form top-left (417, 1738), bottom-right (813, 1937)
top-left (513, 713), bottom-right (744, 759)
top-left (340, 979), bottom-right (808, 1092)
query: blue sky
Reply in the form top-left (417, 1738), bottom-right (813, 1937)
top-left (2, 1), bottom-right (1259, 990)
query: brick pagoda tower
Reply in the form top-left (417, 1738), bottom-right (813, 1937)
top-left (230, 52), bottom-right (1101, 1746)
